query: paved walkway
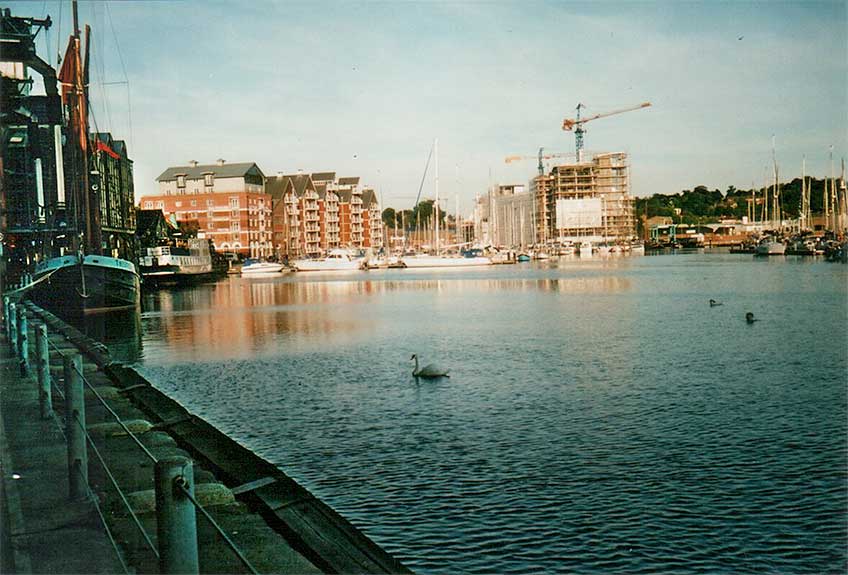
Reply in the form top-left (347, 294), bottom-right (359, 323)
top-left (0, 323), bottom-right (125, 574)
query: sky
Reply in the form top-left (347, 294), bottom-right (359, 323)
top-left (10, 0), bottom-right (848, 214)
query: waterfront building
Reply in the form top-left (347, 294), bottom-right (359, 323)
top-left (318, 182), bottom-right (342, 252)
top-left (92, 132), bottom-right (137, 260)
top-left (336, 177), bottom-right (364, 248)
top-left (266, 172), bottom-right (380, 259)
top-left (267, 173), bottom-right (309, 259)
top-left (1, 13), bottom-right (138, 274)
top-left (362, 188), bottom-right (384, 250)
top-left (474, 184), bottom-right (535, 248)
top-left (144, 160), bottom-right (270, 257)
top-left (543, 152), bottom-right (636, 244)
top-left (476, 152), bottom-right (637, 247)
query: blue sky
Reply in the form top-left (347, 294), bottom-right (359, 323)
top-left (11, 0), bottom-right (848, 212)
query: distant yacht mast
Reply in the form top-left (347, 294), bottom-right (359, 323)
top-left (434, 137), bottom-right (439, 254)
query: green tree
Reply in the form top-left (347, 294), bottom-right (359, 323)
top-left (382, 207), bottom-right (397, 229)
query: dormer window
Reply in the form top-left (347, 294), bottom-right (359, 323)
top-left (177, 175), bottom-right (186, 188)
top-left (204, 173), bottom-right (214, 187)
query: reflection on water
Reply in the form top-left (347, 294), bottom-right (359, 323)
top-left (140, 264), bottom-right (634, 363)
top-left (80, 309), bottom-right (142, 364)
top-left (136, 254), bottom-right (848, 574)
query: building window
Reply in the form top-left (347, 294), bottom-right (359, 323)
top-left (231, 210), bottom-right (239, 218)
top-left (206, 199), bottom-right (214, 207)
top-left (204, 173), bottom-right (214, 187)
top-left (231, 221), bottom-right (240, 231)
top-left (177, 175), bottom-right (186, 188)
top-left (155, 201), bottom-right (164, 209)
top-left (144, 201), bottom-right (153, 209)
top-left (191, 200), bottom-right (197, 207)
top-left (229, 197), bottom-right (239, 208)
top-left (175, 201), bottom-right (182, 207)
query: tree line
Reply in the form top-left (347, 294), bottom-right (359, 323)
top-left (636, 177), bottom-right (837, 225)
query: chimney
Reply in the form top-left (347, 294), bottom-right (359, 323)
top-left (188, 160), bottom-right (198, 167)
top-left (216, 158), bottom-right (226, 166)
top-left (277, 171), bottom-right (284, 178)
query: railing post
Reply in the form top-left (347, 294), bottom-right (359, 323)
top-left (63, 353), bottom-right (88, 500)
top-left (155, 456), bottom-right (199, 574)
top-left (3, 297), bottom-right (9, 338)
top-left (17, 306), bottom-right (29, 376)
top-left (8, 303), bottom-right (17, 353)
top-left (36, 324), bottom-right (52, 419)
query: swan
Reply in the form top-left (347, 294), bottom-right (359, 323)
top-left (411, 354), bottom-right (450, 378)
top-left (745, 312), bottom-right (758, 324)
top-left (709, 299), bottom-right (722, 307)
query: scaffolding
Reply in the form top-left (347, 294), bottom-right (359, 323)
top-left (534, 152), bottom-right (635, 243)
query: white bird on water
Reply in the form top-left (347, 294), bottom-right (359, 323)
top-left (410, 354), bottom-right (450, 378)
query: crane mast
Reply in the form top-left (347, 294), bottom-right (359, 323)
top-left (562, 101), bottom-right (651, 161)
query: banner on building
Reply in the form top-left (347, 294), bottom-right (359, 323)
top-left (555, 198), bottom-right (602, 229)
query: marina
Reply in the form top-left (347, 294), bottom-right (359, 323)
top-left (130, 253), bottom-right (846, 574)
top-left (1, 1), bottom-right (847, 574)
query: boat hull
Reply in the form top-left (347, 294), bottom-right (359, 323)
top-left (32, 255), bottom-right (140, 314)
top-left (292, 260), bottom-right (363, 272)
top-left (241, 263), bottom-right (286, 275)
top-left (755, 242), bottom-right (786, 256)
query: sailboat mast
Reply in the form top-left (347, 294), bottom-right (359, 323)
top-left (434, 138), bottom-right (439, 254)
top-left (802, 156), bottom-right (807, 230)
top-left (830, 146), bottom-right (837, 232)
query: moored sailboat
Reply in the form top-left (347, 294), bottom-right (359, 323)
top-left (29, 2), bottom-right (139, 313)
top-left (400, 139), bottom-right (492, 269)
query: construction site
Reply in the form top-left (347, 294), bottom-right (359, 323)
top-left (479, 102), bottom-right (650, 248)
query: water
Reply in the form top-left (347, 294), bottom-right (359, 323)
top-left (127, 253), bottom-right (846, 574)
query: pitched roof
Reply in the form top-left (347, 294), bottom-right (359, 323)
top-left (336, 189), bottom-right (353, 203)
top-left (265, 175), bottom-right (288, 201)
top-left (361, 188), bottom-right (378, 205)
top-left (156, 162), bottom-right (263, 182)
top-left (338, 176), bottom-right (359, 186)
top-left (314, 182), bottom-right (328, 199)
top-left (311, 172), bottom-right (336, 183)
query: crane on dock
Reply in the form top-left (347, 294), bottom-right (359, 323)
top-left (562, 101), bottom-right (651, 161)
top-left (505, 147), bottom-right (576, 175)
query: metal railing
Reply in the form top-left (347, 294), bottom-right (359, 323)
top-left (5, 302), bottom-right (261, 575)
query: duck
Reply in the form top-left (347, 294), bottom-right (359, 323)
top-left (411, 354), bottom-right (450, 378)
top-left (746, 312), bottom-right (758, 324)
top-left (709, 299), bottom-right (722, 307)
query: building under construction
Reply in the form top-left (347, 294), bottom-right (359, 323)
top-left (532, 152), bottom-right (635, 245)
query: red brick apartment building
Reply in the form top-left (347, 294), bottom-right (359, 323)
top-left (140, 160), bottom-right (271, 257)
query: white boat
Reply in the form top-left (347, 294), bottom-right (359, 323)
top-left (596, 244), bottom-right (612, 256)
top-left (241, 259), bottom-right (286, 274)
top-left (401, 253), bottom-right (492, 268)
top-left (755, 237), bottom-right (786, 256)
top-left (292, 249), bottom-right (365, 272)
top-left (139, 238), bottom-right (214, 283)
top-left (558, 243), bottom-right (576, 256)
top-left (579, 241), bottom-right (593, 257)
top-left (630, 241), bottom-right (645, 255)
top-left (402, 139), bottom-right (493, 269)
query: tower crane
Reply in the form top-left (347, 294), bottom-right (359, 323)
top-left (562, 101), bottom-right (651, 161)
top-left (505, 147), bottom-right (576, 175)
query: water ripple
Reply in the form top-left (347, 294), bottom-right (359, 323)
top-left (136, 255), bottom-right (848, 574)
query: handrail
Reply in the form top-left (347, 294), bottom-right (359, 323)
top-left (177, 481), bottom-right (260, 575)
top-left (29, 311), bottom-right (259, 574)
top-left (74, 412), bottom-right (160, 560)
top-left (71, 363), bottom-right (159, 464)
top-left (47, 337), bottom-right (67, 358)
